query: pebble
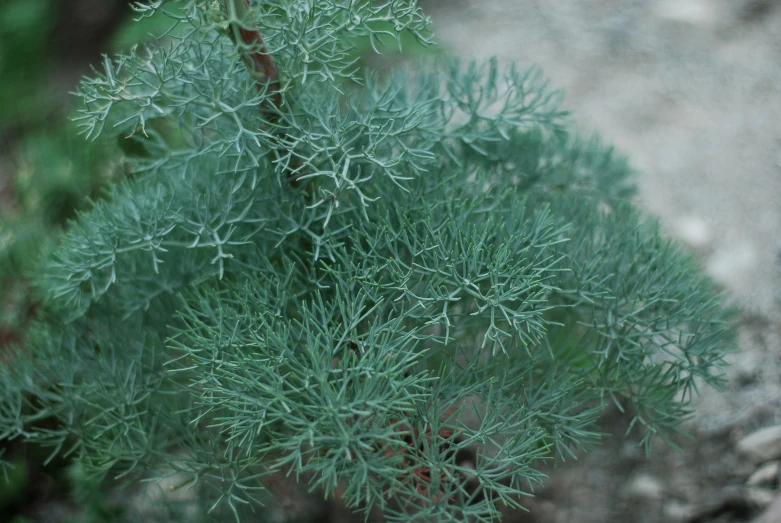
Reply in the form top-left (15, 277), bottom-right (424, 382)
top-left (624, 473), bottom-right (665, 500)
top-left (134, 467), bottom-right (199, 520)
top-left (736, 425), bottom-right (781, 464)
top-left (671, 215), bottom-right (712, 250)
top-left (663, 499), bottom-right (695, 521)
top-left (745, 486), bottom-right (776, 508)
top-left (653, 0), bottom-right (720, 28)
top-left (746, 460), bottom-right (780, 487)
top-left (705, 243), bottom-right (757, 290)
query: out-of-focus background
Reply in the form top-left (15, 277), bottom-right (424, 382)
top-left (0, 0), bottom-right (172, 348)
top-left (0, 0), bottom-right (780, 522)
top-left (0, 3), bottom-right (179, 521)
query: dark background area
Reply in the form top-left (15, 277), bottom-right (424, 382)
top-left (0, 2), bottom-right (159, 521)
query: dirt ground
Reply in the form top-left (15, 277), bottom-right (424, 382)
top-left (422, 0), bottom-right (781, 521)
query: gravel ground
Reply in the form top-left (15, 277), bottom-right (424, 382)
top-left (422, 0), bottom-right (781, 521)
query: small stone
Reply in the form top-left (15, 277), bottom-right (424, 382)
top-left (737, 425), bottom-right (781, 463)
top-left (134, 467), bottom-right (199, 520)
top-left (672, 215), bottom-right (712, 250)
top-left (624, 473), bottom-right (664, 500)
top-left (663, 500), bottom-right (695, 521)
top-left (705, 243), bottom-right (757, 290)
top-left (653, 0), bottom-right (719, 27)
top-left (746, 487), bottom-right (776, 509)
top-left (747, 461), bottom-right (780, 487)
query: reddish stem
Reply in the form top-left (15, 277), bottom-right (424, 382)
top-left (224, 0), bottom-right (282, 112)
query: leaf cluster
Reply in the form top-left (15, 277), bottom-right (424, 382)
top-left (0, 1), bottom-right (734, 521)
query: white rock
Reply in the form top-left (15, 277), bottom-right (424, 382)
top-left (671, 215), bottom-right (712, 250)
top-left (705, 243), bottom-right (757, 289)
top-left (624, 473), bottom-right (664, 500)
top-left (737, 425), bottom-right (781, 463)
top-left (746, 487), bottom-right (776, 508)
top-left (133, 456), bottom-right (199, 520)
top-left (663, 500), bottom-right (695, 521)
top-left (653, 0), bottom-right (719, 27)
top-left (747, 460), bottom-right (780, 487)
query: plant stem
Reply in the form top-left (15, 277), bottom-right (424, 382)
top-left (223, 0), bottom-right (282, 114)
top-left (223, 0), bottom-right (306, 190)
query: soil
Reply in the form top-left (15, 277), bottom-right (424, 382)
top-left (420, 0), bottom-right (781, 521)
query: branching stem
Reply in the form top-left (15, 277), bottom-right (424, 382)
top-left (223, 0), bottom-right (282, 114)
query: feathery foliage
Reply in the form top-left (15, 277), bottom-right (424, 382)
top-left (0, 0), bottom-right (733, 521)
